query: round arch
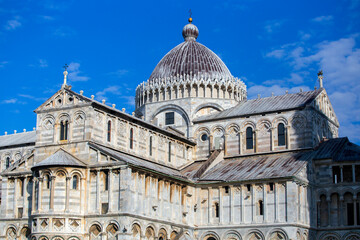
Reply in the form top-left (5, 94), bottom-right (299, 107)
top-left (222, 230), bottom-right (242, 240)
top-left (267, 228), bottom-right (288, 240)
top-left (201, 231), bottom-right (220, 240)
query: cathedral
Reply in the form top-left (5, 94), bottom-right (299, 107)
top-left (0, 18), bottom-right (359, 240)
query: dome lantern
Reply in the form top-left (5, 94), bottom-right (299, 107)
top-left (182, 18), bottom-right (199, 41)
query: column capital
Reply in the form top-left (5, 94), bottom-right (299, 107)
top-left (66, 176), bottom-right (71, 181)
top-left (50, 176), bottom-right (56, 180)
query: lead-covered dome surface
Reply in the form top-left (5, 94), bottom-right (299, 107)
top-left (148, 20), bottom-right (233, 83)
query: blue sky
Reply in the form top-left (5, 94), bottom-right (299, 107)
top-left (1, 0), bottom-right (360, 143)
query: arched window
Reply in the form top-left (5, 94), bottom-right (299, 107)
top-left (72, 175), bottom-right (78, 190)
top-left (107, 121), bottom-right (111, 142)
top-left (259, 200), bottom-right (264, 215)
top-left (60, 120), bottom-right (69, 140)
top-left (149, 136), bottom-right (153, 156)
top-left (215, 202), bottom-right (219, 218)
top-left (104, 171), bottom-right (109, 191)
top-left (130, 128), bottom-right (134, 149)
top-left (5, 156), bottom-right (10, 169)
top-left (45, 174), bottom-right (50, 189)
top-left (278, 123), bottom-right (286, 146)
top-left (246, 127), bottom-right (253, 149)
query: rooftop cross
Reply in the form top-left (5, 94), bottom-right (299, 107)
top-left (188, 9), bottom-right (192, 23)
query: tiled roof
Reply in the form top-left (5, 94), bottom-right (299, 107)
top-left (89, 143), bottom-right (188, 181)
top-left (314, 137), bottom-right (360, 161)
top-left (32, 149), bottom-right (86, 169)
top-left (149, 40), bottom-right (233, 82)
top-left (0, 131), bottom-right (36, 148)
top-left (194, 89), bottom-right (323, 122)
top-left (197, 151), bottom-right (314, 182)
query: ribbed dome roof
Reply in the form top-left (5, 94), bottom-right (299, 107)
top-left (148, 20), bottom-right (233, 82)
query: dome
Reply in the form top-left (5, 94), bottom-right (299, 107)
top-left (148, 20), bottom-right (233, 83)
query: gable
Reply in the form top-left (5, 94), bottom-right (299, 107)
top-left (34, 87), bottom-right (92, 113)
top-left (312, 89), bottom-right (339, 126)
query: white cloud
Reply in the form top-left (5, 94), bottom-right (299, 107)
top-left (18, 94), bottom-right (47, 102)
top-left (96, 86), bottom-right (121, 101)
top-left (40, 15), bottom-right (55, 21)
top-left (1, 98), bottom-right (17, 104)
top-left (4, 18), bottom-right (21, 30)
top-left (263, 36), bottom-right (360, 142)
top-left (67, 62), bottom-right (89, 82)
top-left (39, 59), bottom-right (48, 68)
top-left (312, 15), bottom-right (333, 23)
top-left (108, 69), bottom-right (129, 78)
top-left (53, 26), bottom-right (75, 37)
top-left (265, 49), bottom-right (285, 59)
top-left (264, 20), bottom-right (284, 34)
top-left (0, 61), bottom-right (8, 68)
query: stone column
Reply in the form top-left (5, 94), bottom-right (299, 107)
top-left (208, 187), bottom-right (212, 224)
top-left (38, 177), bottom-right (43, 211)
top-left (270, 127), bottom-right (275, 151)
top-left (254, 129), bottom-right (259, 153)
top-left (274, 183), bottom-right (278, 222)
top-left (65, 176), bottom-right (71, 212)
top-left (23, 177), bottom-right (28, 217)
top-left (50, 176), bottom-right (56, 211)
top-left (209, 135), bottom-right (213, 151)
top-left (240, 186), bottom-right (244, 223)
top-left (224, 134), bottom-right (229, 156)
top-left (327, 198), bottom-right (331, 226)
top-left (96, 170), bottom-right (101, 214)
top-left (352, 165), bottom-right (356, 183)
top-left (80, 177), bottom-right (85, 214)
top-left (219, 187), bottom-right (223, 223)
top-left (286, 126), bottom-right (291, 149)
top-left (339, 196), bottom-right (344, 226)
top-left (239, 132), bottom-right (243, 155)
top-left (230, 185), bottom-right (234, 223)
top-left (354, 196), bottom-right (358, 226)
top-left (108, 169), bottom-right (113, 213)
top-left (13, 178), bottom-right (17, 217)
top-left (32, 178), bottom-right (36, 214)
top-left (263, 184), bottom-right (267, 223)
top-left (340, 166), bottom-right (344, 182)
top-left (251, 184), bottom-right (255, 223)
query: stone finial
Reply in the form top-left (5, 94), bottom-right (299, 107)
top-left (285, 90), bottom-right (289, 94)
top-left (91, 95), bottom-right (95, 100)
top-left (112, 104), bottom-right (116, 108)
top-left (62, 64), bottom-right (69, 88)
top-left (271, 92), bottom-right (274, 97)
top-left (33, 127), bottom-right (36, 131)
top-left (80, 90), bottom-right (84, 95)
top-left (102, 99), bottom-right (106, 104)
top-left (257, 94), bottom-right (260, 99)
top-left (318, 70), bottom-right (324, 88)
top-left (300, 88), bottom-right (303, 92)
top-left (314, 86), bottom-right (317, 90)
top-left (14, 130), bottom-right (17, 134)
top-left (132, 112), bottom-right (135, 116)
top-left (141, 116), bottom-right (144, 120)
top-left (23, 129), bottom-right (26, 132)
top-left (122, 108), bottom-right (126, 112)
top-left (5, 131), bottom-right (7, 135)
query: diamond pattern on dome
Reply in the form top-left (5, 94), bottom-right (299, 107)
top-left (149, 40), bottom-right (233, 82)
